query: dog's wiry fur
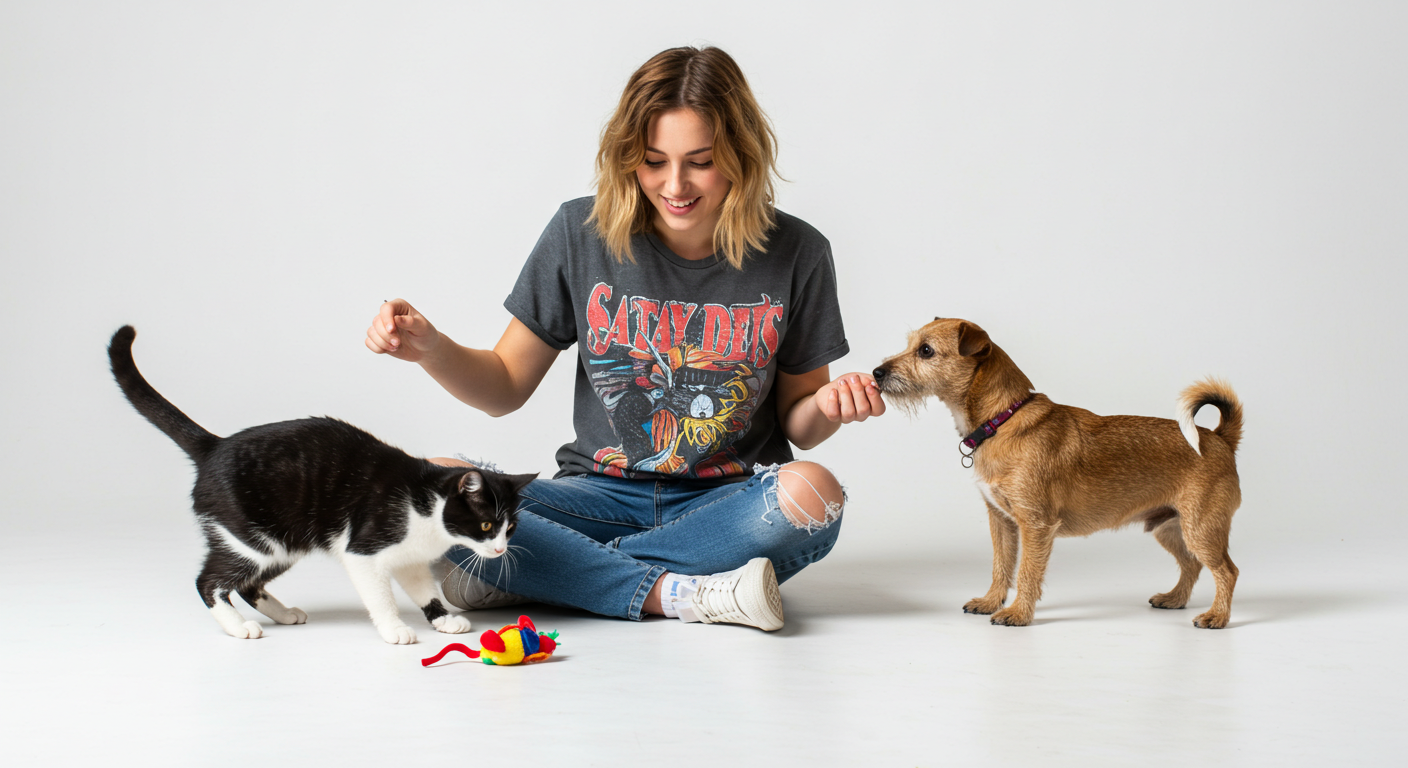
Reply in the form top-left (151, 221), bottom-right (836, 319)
top-left (874, 318), bottom-right (1243, 629)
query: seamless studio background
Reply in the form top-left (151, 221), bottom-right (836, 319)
top-left (2, 2), bottom-right (1405, 766)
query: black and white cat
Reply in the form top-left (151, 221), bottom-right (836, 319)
top-left (109, 326), bottom-right (535, 644)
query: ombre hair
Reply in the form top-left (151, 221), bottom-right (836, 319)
top-left (589, 46), bottom-right (780, 269)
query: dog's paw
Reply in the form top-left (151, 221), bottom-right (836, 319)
top-left (433, 614), bottom-right (473, 634)
top-left (378, 624), bottom-right (418, 644)
top-left (989, 607), bottom-right (1033, 627)
top-left (963, 597), bottom-right (1003, 615)
top-left (1149, 592), bottom-right (1188, 610)
top-left (1193, 610), bottom-right (1229, 629)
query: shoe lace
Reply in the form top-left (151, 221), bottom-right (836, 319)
top-left (694, 571), bottom-right (745, 622)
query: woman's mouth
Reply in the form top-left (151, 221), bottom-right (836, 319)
top-left (663, 196), bottom-right (700, 215)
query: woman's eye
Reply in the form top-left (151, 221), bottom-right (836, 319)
top-left (644, 159), bottom-right (665, 168)
top-left (691, 161), bottom-right (713, 168)
top-left (480, 522), bottom-right (492, 532)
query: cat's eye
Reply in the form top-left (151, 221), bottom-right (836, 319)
top-left (480, 522), bottom-right (492, 532)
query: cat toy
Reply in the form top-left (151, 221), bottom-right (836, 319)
top-left (421, 615), bottom-right (560, 667)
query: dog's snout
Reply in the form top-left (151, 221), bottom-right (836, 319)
top-left (872, 367), bottom-right (888, 382)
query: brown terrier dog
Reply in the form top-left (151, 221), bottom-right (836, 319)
top-left (873, 318), bottom-right (1243, 629)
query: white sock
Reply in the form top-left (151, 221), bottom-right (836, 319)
top-left (657, 573), bottom-right (702, 620)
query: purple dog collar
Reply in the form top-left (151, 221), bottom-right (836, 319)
top-left (959, 399), bottom-right (1027, 468)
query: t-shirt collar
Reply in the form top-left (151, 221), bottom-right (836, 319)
top-left (643, 231), bottom-right (727, 270)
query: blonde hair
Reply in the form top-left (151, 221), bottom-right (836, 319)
top-left (589, 46), bottom-right (780, 269)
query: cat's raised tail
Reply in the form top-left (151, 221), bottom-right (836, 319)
top-left (109, 326), bottom-right (221, 461)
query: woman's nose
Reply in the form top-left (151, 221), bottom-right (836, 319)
top-left (664, 165), bottom-right (688, 197)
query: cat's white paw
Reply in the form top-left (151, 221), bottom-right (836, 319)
top-left (226, 620), bottom-right (264, 639)
top-left (379, 624), bottom-right (417, 644)
top-left (254, 596), bottom-right (307, 625)
top-left (433, 614), bottom-right (473, 634)
top-left (267, 606), bottom-right (307, 625)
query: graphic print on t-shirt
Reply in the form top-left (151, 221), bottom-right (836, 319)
top-left (583, 282), bottom-right (785, 478)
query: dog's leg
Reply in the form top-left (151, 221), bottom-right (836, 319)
top-left (1149, 518), bottom-right (1202, 610)
top-left (990, 517), bottom-right (1059, 627)
top-left (964, 504), bottom-right (1018, 615)
top-left (1181, 519), bottom-right (1238, 629)
top-left (393, 563), bottom-right (472, 634)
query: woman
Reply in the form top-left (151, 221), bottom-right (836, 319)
top-left (365, 46), bottom-right (883, 631)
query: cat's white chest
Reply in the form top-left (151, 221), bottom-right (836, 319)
top-left (380, 496), bottom-right (456, 566)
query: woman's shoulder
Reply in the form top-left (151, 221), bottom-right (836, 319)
top-left (765, 208), bottom-right (832, 260)
top-left (557, 196), bottom-right (597, 225)
top-left (530, 196), bottom-right (604, 257)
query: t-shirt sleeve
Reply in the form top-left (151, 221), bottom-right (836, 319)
top-left (776, 244), bottom-right (849, 375)
top-left (503, 205), bottom-right (578, 351)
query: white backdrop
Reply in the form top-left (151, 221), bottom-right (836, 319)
top-left (3, 1), bottom-right (1405, 559)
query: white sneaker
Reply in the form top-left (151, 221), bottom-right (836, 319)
top-left (431, 557), bottom-right (531, 611)
top-left (679, 558), bottom-right (784, 631)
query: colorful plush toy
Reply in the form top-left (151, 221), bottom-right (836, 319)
top-left (421, 615), bottom-right (560, 667)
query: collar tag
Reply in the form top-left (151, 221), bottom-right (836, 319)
top-left (959, 399), bottom-right (1028, 468)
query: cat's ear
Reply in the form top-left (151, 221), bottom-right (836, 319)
top-left (508, 473), bottom-right (538, 492)
top-left (457, 471), bottom-right (483, 494)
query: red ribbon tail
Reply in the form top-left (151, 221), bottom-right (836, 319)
top-left (421, 643), bottom-right (479, 667)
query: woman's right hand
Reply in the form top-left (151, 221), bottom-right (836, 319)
top-left (365, 299), bottom-right (442, 363)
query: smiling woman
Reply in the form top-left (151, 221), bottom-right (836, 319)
top-left (590, 46), bottom-right (780, 267)
top-left (367, 45), bottom-right (886, 633)
top-left (633, 109), bottom-right (732, 260)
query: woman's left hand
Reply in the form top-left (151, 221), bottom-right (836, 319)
top-left (815, 372), bottom-right (886, 423)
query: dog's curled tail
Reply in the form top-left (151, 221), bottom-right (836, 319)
top-left (1176, 377), bottom-right (1243, 456)
top-left (108, 326), bottom-right (220, 461)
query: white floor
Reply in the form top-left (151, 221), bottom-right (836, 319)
top-left (3, 509), bottom-right (1403, 767)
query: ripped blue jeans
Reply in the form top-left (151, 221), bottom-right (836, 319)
top-left (446, 465), bottom-right (843, 620)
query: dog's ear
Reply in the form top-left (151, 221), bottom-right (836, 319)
top-left (957, 322), bottom-right (991, 358)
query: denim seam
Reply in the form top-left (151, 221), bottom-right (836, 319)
top-left (636, 486), bottom-right (752, 537)
top-left (630, 565), bottom-right (669, 621)
top-left (519, 494), bottom-right (653, 531)
top-left (771, 539), bottom-right (840, 574)
top-left (673, 481), bottom-right (752, 518)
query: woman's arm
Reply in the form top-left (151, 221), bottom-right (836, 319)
top-left (775, 366), bottom-right (886, 451)
top-left (366, 300), bottom-right (559, 417)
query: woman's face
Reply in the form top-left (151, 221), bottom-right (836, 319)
top-left (636, 108), bottom-right (731, 255)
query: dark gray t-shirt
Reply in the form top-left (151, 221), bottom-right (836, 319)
top-left (506, 197), bottom-right (849, 482)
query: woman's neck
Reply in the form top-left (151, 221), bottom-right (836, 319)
top-left (653, 216), bottom-right (716, 261)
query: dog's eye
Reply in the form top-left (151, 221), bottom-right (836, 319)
top-left (918, 344), bottom-right (935, 359)
top-left (480, 522), bottom-right (492, 532)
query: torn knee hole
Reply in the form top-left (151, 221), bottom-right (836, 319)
top-left (775, 467), bottom-right (845, 529)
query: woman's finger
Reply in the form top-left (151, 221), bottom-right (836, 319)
top-left (837, 383), bottom-right (857, 422)
top-left (866, 382), bottom-right (887, 417)
top-left (846, 376), bottom-right (871, 420)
